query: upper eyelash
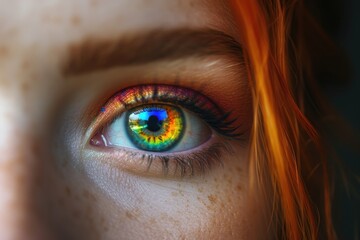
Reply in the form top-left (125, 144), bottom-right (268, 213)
top-left (167, 96), bottom-right (241, 139)
top-left (93, 84), bottom-right (243, 140)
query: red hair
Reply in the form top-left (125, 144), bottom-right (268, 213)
top-left (230, 0), bottom-right (336, 239)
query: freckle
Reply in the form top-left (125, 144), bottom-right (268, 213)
top-left (30, 140), bottom-right (42, 156)
top-left (236, 166), bottom-right (242, 173)
top-left (83, 189), bottom-right (90, 198)
top-left (99, 217), bottom-right (109, 232)
top-left (206, 205), bottom-right (211, 211)
top-left (160, 212), bottom-right (168, 220)
top-left (15, 173), bottom-right (27, 186)
top-left (86, 205), bottom-right (93, 215)
top-left (64, 186), bottom-right (72, 197)
top-left (0, 46), bottom-right (8, 57)
top-left (57, 197), bottom-right (64, 207)
top-left (171, 191), bottom-right (178, 197)
top-left (82, 189), bottom-right (97, 202)
top-left (149, 218), bottom-right (156, 225)
top-left (90, 0), bottom-right (99, 6)
top-left (227, 194), bottom-right (233, 204)
top-left (189, 1), bottom-right (196, 7)
top-left (73, 193), bottom-right (80, 201)
top-left (61, 160), bottom-right (68, 168)
top-left (21, 60), bottom-right (30, 71)
top-left (208, 194), bottom-right (217, 205)
top-left (71, 15), bottom-right (81, 26)
top-left (72, 209), bottom-right (82, 219)
top-left (125, 211), bottom-right (134, 220)
top-left (21, 82), bottom-right (29, 94)
top-left (236, 184), bottom-right (242, 191)
top-left (198, 187), bottom-right (203, 193)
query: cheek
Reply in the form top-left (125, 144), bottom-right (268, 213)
top-left (70, 145), bottom-right (269, 240)
top-left (47, 161), bottom-right (104, 239)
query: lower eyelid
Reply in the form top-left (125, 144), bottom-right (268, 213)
top-left (83, 134), bottom-right (234, 179)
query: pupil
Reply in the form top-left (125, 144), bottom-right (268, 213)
top-left (147, 115), bottom-right (162, 132)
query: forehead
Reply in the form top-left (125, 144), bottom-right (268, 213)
top-left (0, 0), bottom-right (234, 47)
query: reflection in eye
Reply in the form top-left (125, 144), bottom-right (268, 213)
top-left (126, 104), bottom-right (185, 152)
top-left (88, 85), bottom-right (242, 177)
top-left (105, 104), bottom-right (212, 153)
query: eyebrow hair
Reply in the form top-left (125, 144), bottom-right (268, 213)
top-left (62, 28), bottom-right (244, 76)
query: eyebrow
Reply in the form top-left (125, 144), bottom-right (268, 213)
top-left (62, 28), bottom-right (244, 76)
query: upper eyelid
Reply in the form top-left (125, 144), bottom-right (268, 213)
top-left (85, 85), bottom-right (225, 144)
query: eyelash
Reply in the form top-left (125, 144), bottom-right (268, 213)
top-left (123, 141), bottom-right (233, 177)
top-left (89, 84), bottom-right (242, 177)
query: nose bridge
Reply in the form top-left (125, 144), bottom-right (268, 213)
top-left (0, 101), bottom-right (53, 239)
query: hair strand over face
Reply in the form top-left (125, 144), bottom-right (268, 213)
top-left (230, 0), bottom-right (336, 239)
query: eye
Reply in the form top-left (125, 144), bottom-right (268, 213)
top-left (99, 104), bottom-right (211, 152)
top-left (87, 84), bottom-right (241, 177)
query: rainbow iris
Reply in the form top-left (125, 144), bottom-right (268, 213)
top-left (126, 104), bottom-right (185, 152)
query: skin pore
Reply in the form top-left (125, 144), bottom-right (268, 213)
top-left (0, 0), bottom-right (270, 239)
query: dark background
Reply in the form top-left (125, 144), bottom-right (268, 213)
top-left (335, 0), bottom-right (360, 237)
top-left (313, 0), bottom-right (360, 238)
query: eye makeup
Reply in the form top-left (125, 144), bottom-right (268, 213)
top-left (89, 85), bottom-right (241, 139)
top-left (86, 84), bottom-right (243, 177)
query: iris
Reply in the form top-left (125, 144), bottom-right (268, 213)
top-left (126, 105), bottom-right (185, 152)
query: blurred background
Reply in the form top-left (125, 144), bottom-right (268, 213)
top-left (309, 0), bottom-right (360, 238)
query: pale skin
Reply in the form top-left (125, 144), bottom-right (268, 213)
top-left (0, 0), bottom-right (270, 239)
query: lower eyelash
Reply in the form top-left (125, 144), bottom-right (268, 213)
top-left (160, 143), bottom-right (227, 177)
top-left (119, 140), bottom-right (234, 178)
top-left (90, 140), bottom-right (234, 178)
